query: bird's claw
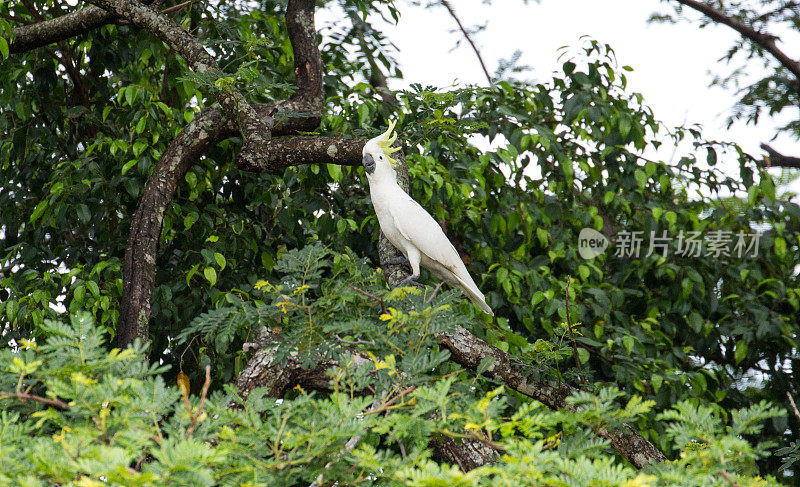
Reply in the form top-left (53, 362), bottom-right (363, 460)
top-left (398, 274), bottom-right (422, 288)
top-left (385, 256), bottom-right (410, 267)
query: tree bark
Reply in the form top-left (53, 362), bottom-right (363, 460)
top-left (762, 143), bottom-right (800, 169)
top-left (10, 6), bottom-right (119, 54)
top-left (438, 325), bottom-right (667, 468)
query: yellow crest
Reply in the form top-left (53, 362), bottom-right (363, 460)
top-left (375, 119), bottom-right (401, 167)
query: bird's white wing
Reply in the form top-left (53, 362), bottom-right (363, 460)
top-left (388, 191), bottom-right (463, 271)
top-left (387, 189), bottom-right (493, 315)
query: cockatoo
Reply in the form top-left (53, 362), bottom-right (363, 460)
top-left (361, 121), bottom-right (493, 316)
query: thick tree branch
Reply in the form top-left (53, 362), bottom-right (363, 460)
top-left (117, 0), bottom-right (326, 346)
top-left (9, 6), bottom-right (114, 54)
top-left (761, 143), bottom-right (800, 169)
top-left (437, 325), bottom-right (668, 469)
top-left (118, 107), bottom-right (227, 346)
top-left (83, 0), bottom-right (272, 168)
top-left (7, 0), bottom-right (163, 54)
top-left (236, 137), bottom-right (363, 172)
top-left (440, 0), bottom-right (493, 84)
top-left (672, 0), bottom-right (800, 81)
top-left (118, 113), bottom-right (362, 345)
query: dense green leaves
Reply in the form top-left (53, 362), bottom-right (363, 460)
top-left (0, 282), bottom-right (784, 485)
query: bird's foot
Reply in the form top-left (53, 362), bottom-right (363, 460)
top-left (384, 256), bottom-right (410, 267)
top-left (398, 274), bottom-right (422, 288)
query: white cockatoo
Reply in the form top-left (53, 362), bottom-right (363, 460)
top-left (361, 120), bottom-right (493, 316)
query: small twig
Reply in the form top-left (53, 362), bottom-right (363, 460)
top-left (161, 0), bottom-right (194, 15)
top-left (185, 365), bottom-right (211, 439)
top-left (787, 392), bottom-right (800, 422)
top-left (0, 391), bottom-right (70, 409)
top-left (179, 334), bottom-right (199, 371)
top-left (396, 439), bottom-right (407, 459)
top-left (565, 276), bottom-right (586, 385)
top-left (762, 143), bottom-right (800, 169)
top-left (0, 12), bottom-right (33, 25)
top-left (333, 334), bottom-right (376, 346)
top-left (366, 386), bottom-right (418, 416)
top-left (426, 282), bottom-right (444, 304)
top-left (437, 429), bottom-right (507, 453)
top-left (349, 284), bottom-right (387, 315)
top-left (718, 470), bottom-right (741, 487)
top-left (440, 0), bottom-right (493, 84)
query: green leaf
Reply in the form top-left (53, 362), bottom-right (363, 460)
top-left (30, 200), bottom-right (48, 223)
top-left (760, 174), bottom-right (776, 202)
top-left (136, 115), bottom-right (147, 134)
top-left (734, 340), bottom-right (748, 364)
top-left (651, 207), bottom-right (663, 221)
top-left (691, 373), bottom-right (707, 395)
top-left (664, 211), bottom-right (677, 227)
top-left (622, 335), bottom-right (635, 355)
top-left (634, 169), bottom-right (647, 189)
top-left (0, 37), bottom-right (8, 59)
top-left (775, 237), bottom-right (786, 259)
top-left (5, 300), bottom-right (18, 322)
top-left (203, 267), bottom-right (217, 286)
top-left (86, 281), bottom-right (101, 299)
top-left (122, 159), bottom-right (138, 175)
top-left (184, 212), bottom-right (199, 230)
top-left (651, 374), bottom-right (663, 393)
top-left (214, 252), bottom-right (226, 270)
top-left (77, 204), bottom-right (91, 224)
top-left (327, 164), bottom-right (342, 181)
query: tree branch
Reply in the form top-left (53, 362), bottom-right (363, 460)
top-left (761, 143), bottom-right (800, 169)
top-left (672, 0), bottom-right (800, 81)
top-left (0, 391), bottom-right (70, 409)
top-left (437, 325), bottom-right (667, 469)
top-left (83, 0), bottom-right (272, 169)
top-left (9, 6), bottom-right (115, 54)
top-left (440, 0), bottom-right (493, 84)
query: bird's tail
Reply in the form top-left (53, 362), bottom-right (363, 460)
top-left (453, 272), bottom-right (494, 316)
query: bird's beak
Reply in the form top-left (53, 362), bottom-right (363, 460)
top-left (362, 153), bottom-right (376, 174)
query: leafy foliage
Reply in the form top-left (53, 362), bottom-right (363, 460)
top-left (0, 289), bottom-right (785, 485)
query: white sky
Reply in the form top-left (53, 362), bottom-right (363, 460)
top-left (357, 0), bottom-right (798, 182)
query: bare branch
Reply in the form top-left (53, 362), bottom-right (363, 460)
top-left (185, 365), bottom-right (211, 439)
top-left (235, 136), bottom-right (364, 172)
top-left (761, 143), bottom-right (800, 169)
top-left (440, 0), bottom-right (493, 84)
top-left (0, 391), bottom-right (70, 409)
top-left (8, 1), bottom-right (163, 54)
top-left (788, 392), bottom-right (800, 422)
top-left (672, 0), bottom-right (800, 81)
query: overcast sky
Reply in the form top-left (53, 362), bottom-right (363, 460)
top-left (341, 0), bottom-right (798, 183)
